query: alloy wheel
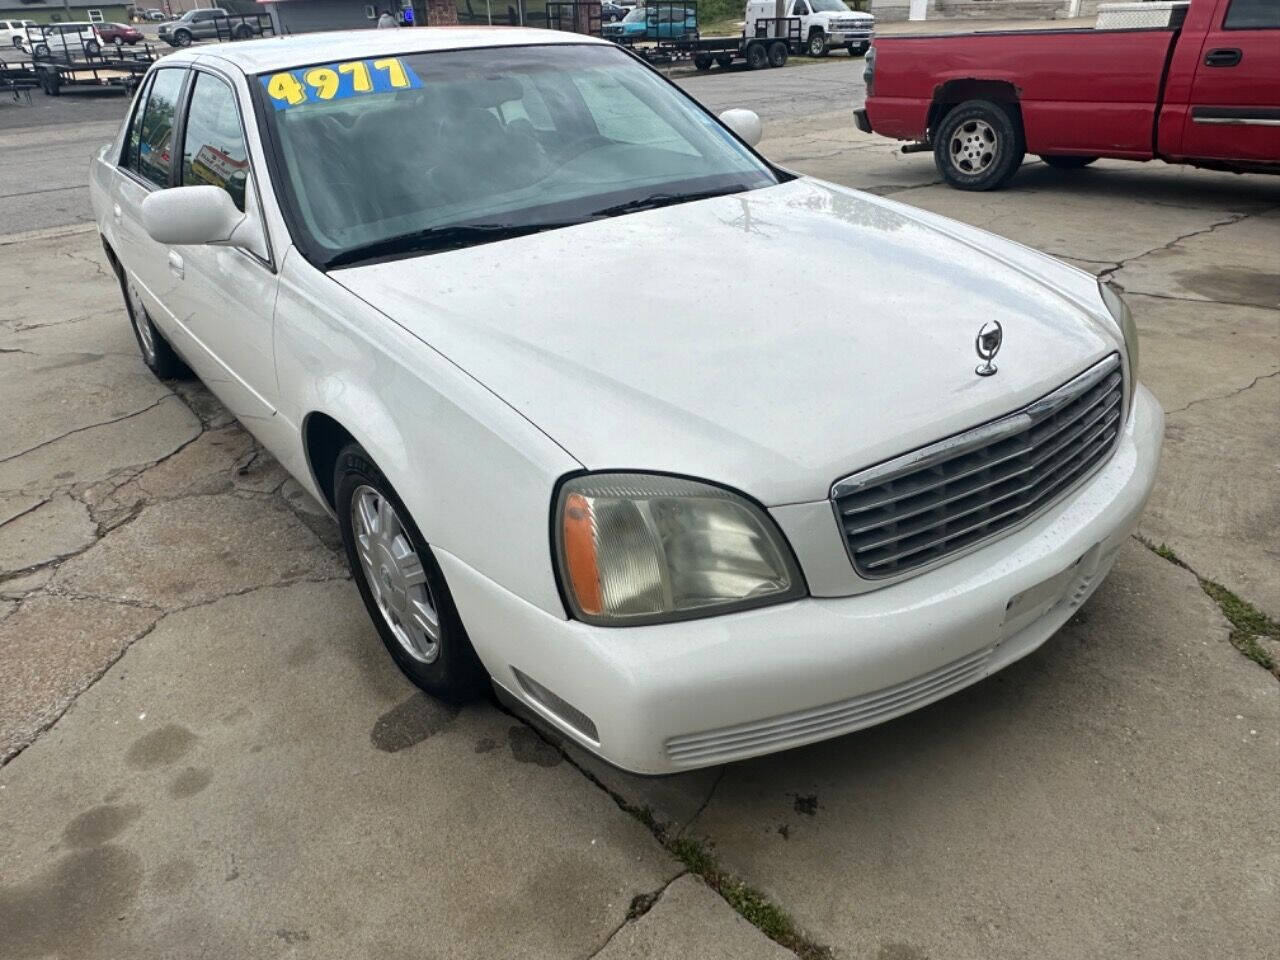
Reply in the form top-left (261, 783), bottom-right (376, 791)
top-left (350, 484), bottom-right (441, 664)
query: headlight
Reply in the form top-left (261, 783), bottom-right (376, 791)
top-left (554, 472), bottom-right (805, 626)
top-left (1099, 279), bottom-right (1139, 407)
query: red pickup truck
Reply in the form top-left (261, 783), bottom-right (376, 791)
top-left (855, 0), bottom-right (1280, 190)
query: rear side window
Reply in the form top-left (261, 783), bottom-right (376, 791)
top-left (1224, 0), bottom-right (1280, 28)
top-left (135, 68), bottom-right (185, 187)
top-left (180, 72), bottom-right (251, 212)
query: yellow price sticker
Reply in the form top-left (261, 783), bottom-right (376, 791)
top-left (261, 57), bottom-right (421, 110)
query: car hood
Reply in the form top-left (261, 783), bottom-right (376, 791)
top-left (334, 178), bottom-right (1120, 506)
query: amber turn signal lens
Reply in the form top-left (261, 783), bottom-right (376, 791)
top-left (562, 492), bottom-right (603, 615)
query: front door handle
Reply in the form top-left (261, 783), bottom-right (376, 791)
top-left (167, 250), bottom-right (184, 279)
top-left (112, 202), bottom-right (122, 222)
top-left (1204, 48), bottom-right (1242, 67)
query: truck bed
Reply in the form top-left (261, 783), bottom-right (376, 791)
top-left (868, 27), bottom-right (1180, 157)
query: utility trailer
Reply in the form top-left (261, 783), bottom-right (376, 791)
top-left (680, 16), bottom-right (803, 71)
top-left (22, 26), bottom-right (156, 96)
top-left (0, 57), bottom-right (39, 103)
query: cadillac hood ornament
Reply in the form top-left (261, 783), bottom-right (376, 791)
top-left (975, 320), bottom-right (1002, 377)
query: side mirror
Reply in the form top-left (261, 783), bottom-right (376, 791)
top-left (141, 185), bottom-right (257, 248)
top-left (719, 108), bottom-right (763, 148)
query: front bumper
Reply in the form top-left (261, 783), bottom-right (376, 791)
top-left (441, 384), bottom-right (1164, 775)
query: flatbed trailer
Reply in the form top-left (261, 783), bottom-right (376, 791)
top-left (0, 58), bottom-right (39, 102)
top-left (31, 48), bottom-right (155, 96)
top-left (677, 17), bottom-right (803, 70)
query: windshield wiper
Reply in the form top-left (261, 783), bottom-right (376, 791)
top-left (325, 221), bottom-right (579, 269)
top-left (589, 186), bottom-right (749, 219)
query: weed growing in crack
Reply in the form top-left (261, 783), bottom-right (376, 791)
top-left (670, 836), bottom-right (833, 960)
top-left (1145, 540), bottom-right (1278, 676)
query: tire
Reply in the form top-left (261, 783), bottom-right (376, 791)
top-left (85, 39), bottom-right (101, 55)
top-left (715, 54), bottom-right (733, 68)
top-left (745, 41), bottom-right (768, 70)
top-left (173, 28), bottom-right (191, 46)
top-left (693, 52), bottom-right (712, 71)
top-left (335, 443), bottom-right (489, 704)
top-left (11, 36), bottom-right (20, 48)
top-left (807, 31), bottom-right (827, 57)
top-left (933, 99), bottom-right (1025, 191)
top-left (33, 42), bottom-right (50, 58)
top-left (233, 25), bottom-right (252, 39)
top-left (847, 41), bottom-right (868, 56)
top-left (117, 266), bottom-right (190, 378)
top-left (44, 72), bottom-right (60, 96)
top-left (767, 40), bottom-right (788, 68)
top-left (1041, 155), bottom-right (1098, 169)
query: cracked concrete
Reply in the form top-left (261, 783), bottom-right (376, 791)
top-left (2, 57), bottom-right (1278, 959)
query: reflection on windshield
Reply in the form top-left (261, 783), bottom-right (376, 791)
top-left (261, 45), bottom-right (780, 268)
top-left (809, 0), bottom-right (851, 11)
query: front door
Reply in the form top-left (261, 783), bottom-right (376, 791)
top-left (164, 66), bottom-right (281, 427)
top-left (1180, 0), bottom-right (1280, 162)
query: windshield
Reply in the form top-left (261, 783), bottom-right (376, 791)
top-left (809, 0), bottom-right (851, 11)
top-left (621, 7), bottom-right (646, 21)
top-left (259, 44), bottom-right (779, 268)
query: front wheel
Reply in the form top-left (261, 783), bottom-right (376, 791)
top-left (172, 28), bottom-right (191, 46)
top-left (1041, 155), bottom-right (1098, 169)
top-left (84, 39), bottom-right (101, 55)
top-left (933, 99), bottom-right (1025, 191)
top-left (807, 32), bottom-right (827, 57)
top-left (336, 444), bottom-right (489, 703)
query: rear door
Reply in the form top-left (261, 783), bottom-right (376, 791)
top-left (111, 65), bottom-right (189, 337)
top-left (1180, 0), bottom-right (1280, 162)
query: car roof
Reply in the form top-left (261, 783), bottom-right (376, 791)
top-left (175, 26), bottom-right (607, 74)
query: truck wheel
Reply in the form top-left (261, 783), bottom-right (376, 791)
top-left (233, 24), bottom-right (252, 39)
top-left (767, 40), bottom-right (788, 67)
top-left (746, 41), bottom-right (768, 70)
top-left (33, 42), bottom-right (50, 58)
top-left (715, 54), bottom-right (733, 68)
top-left (173, 28), bottom-right (192, 46)
top-left (693, 52), bottom-right (713, 71)
top-left (807, 31), bottom-right (827, 57)
top-left (1041, 155), bottom-right (1098, 169)
top-left (44, 72), bottom-right (61, 96)
top-left (934, 100), bottom-right (1025, 191)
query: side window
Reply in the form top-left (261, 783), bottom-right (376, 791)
top-left (1224, 0), bottom-right (1280, 28)
top-left (121, 73), bottom-right (153, 172)
top-left (135, 68), bottom-right (185, 187)
top-left (180, 72), bottom-right (250, 212)
top-left (792, 0), bottom-right (808, 15)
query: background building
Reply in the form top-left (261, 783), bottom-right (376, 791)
top-left (0, 0), bottom-right (131, 24)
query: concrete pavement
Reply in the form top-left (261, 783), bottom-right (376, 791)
top-left (3, 56), bottom-right (1279, 959)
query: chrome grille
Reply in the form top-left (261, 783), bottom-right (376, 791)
top-left (833, 354), bottom-right (1124, 579)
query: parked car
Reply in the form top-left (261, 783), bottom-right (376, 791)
top-left (97, 22), bottom-right (145, 45)
top-left (21, 22), bottom-right (104, 58)
top-left (601, 1), bottom-right (627, 22)
top-left (757, 0), bottom-right (873, 57)
top-left (159, 7), bottom-right (259, 46)
top-left (144, 8), bottom-right (168, 21)
top-left (92, 29), bottom-right (1161, 775)
top-left (856, 0), bottom-right (1280, 190)
top-left (2, 18), bottom-right (36, 48)
top-left (603, 4), bottom-right (698, 41)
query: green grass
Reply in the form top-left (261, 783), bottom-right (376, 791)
top-left (1145, 541), bottom-right (1278, 676)
top-left (670, 836), bottom-right (833, 960)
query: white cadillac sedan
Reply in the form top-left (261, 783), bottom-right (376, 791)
top-left (90, 28), bottom-right (1163, 774)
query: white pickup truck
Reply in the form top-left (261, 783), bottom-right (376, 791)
top-left (747, 0), bottom-right (874, 57)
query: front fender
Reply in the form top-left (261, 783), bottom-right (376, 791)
top-left (272, 248), bottom-right (582, 619)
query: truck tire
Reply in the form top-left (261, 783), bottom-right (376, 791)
top-left (746, 41), bottom-right (768, 70)
top-left (173, 28), bottom-right (192, 46)
top-left (233, 24), bottom-right (253, 39)
top-left (767, 40), bottom-right (788, 68)
top-left (1041, 155), bottom-right (1098, 169)
top-left (807, 31), bottom-right (827, 57)
top-left (934, 100), bottom-right (1025, 191)
top-left (715, 54), bottom-right (733, 68)
top-left (84, 39), bottom-right (101, 55)
top-left (694, 52), bottom-right (713, 71)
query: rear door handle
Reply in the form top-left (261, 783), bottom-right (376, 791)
top-left (1204, 48), bottom-right (1242, 67)
top-left (167, 250), bottom-right (184, 279)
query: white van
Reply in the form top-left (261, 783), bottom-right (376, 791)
top-left (746, 0), bottom-right (873, 57)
